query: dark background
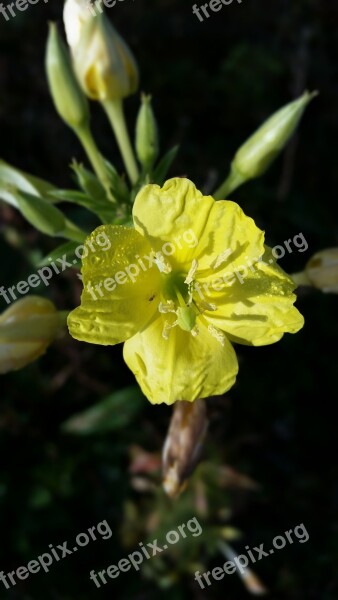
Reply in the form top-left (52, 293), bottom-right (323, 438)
top-left (0, 0), bottom-right (338, 598)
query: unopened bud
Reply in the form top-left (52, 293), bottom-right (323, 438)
top-left (305, 248), bottom-right (338, 293)
top-left (135, 94), bottom-right (159, 170)
top-left (0, 297), bottom-right (62, 374)
top-left (63, 0), bottom-right (93, 48)
top-left (69, 11), bottom-right (139, 101)
top-left (46, 22), bottom-right (89, 129)
top-left (232, 91), bottom-right (317, 181)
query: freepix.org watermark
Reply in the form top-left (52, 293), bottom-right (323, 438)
top-left (194, 522), bottom-right (309, 589)
top-left (86, 230), bottom-right (308, 302)
top-left (0, 0), bottom-right (49, 22)
top-left (86, 0), bottom-right (135, 18)
top-left (0, 520), bottom-right (112, 590)
top-left (86, 228), bottom-right (199, 301)
top-left (0, 229), bottom-right (308, 307)
top-left (194, 232), bottom-right (308, 301)
top-left (89, 516), bottom-right (202, 588)
top-left (192, 0), bottom-right (242, 23)
top-left (0, 230), bottom-right (111, 307)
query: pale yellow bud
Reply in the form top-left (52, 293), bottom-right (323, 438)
top-left (0, 297), bottom-right (62, 374)
top-left (65, 5), bottom-right (139, 102)
top-left (63, 0), bottom-right (93, 48)
top-left (305, 248), bottom-right (338, 293)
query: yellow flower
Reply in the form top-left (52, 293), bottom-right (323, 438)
top-left (68, 178), bottom-right (304, 405)
top-left (0, 297), bottom-right (61, 374)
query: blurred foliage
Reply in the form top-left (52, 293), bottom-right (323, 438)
top-left (0, 0), bottom-right (338, 598)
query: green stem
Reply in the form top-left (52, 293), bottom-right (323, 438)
top-left (75, 125), bottom-right (115, 203)
top-left (214, 166), bottom-right (247, 200)
top-left (102, 99), bottom-right (139, 185)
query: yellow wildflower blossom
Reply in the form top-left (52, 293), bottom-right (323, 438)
top-left (68, 178), bottom-right (304, 404)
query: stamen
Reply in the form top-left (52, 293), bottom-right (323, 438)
top-left (162, 319), bottom-right (178, 339)
top-left (208, 324), bottom-right (225, 346)
top-left (199, 301), bottom-right (217, 312)
top-left (185, 259), bottom-right (199, 285)
top-left (191, 325), bottom-right (199, 337)
top-left (158, 301), bottom-right (176, 314)
top-left (210, 248), bottom-right (233, 269)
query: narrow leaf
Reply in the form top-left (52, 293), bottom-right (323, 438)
top-left (152, 146), bottom-right (179, 185)
top-left (62, 386), bottom-right (145, 435)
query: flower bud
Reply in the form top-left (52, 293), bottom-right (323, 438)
top-left (63, 0), bottom-right (92, 49)
top-left (135, 94), bottom-right (159, 170)
top-left (46, 22), bottom-right (89, 129)
top-left (305, 248), bottom-right (338, 293)
top-left (232, 91), bottom-right (317, 181)
top-left (0, 297), bottom-right (62, 374)
top-left (69, 10), bottom-right (139, 101)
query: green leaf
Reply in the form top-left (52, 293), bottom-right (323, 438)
top-left (49, 188), bottom-right (107, 210)
top-left (16, 191), bottom-right (66, 235)
top-left (0, 160), bottom-right (56, 208)
top-left (104, 160), bottom-right (130, 203)
top-left (61, 386), bottom-right (145, 435)
top-left (152, 145), bottom-right (179, 185)
top-left (71, 161), bottom-right (106, 201)
top-left (49, 189), bottom-right (116, 224)
top-left (49, 189), bottom-right (94, 203)
top-left (14, 191), bottom-right (86, 242)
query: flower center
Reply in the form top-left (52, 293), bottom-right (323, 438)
top-left (158, 259), bottom-right (218, 340)
top-left (161, 271), bottom-right (189, 304)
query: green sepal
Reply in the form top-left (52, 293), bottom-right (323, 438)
top-left (152, 145), bottom-right (179, 185)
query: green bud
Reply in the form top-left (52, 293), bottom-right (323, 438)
top-left (0, 297), bottom-right (61, 374)
top-left (46, 22), bottom-right (89, 129)
top-left (135, 94), bottom-right (159, 170)
top-left (232, 91), bottom-right (317, 181)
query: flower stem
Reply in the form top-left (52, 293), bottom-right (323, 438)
top-left (102, 99), bottom-right (139, 185)
top-left (214, 167), bottom-right (246, 200)
top-left (75, 125), bottom-right (115, 203)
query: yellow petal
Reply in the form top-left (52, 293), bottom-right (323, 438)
top-left (123, 316), bottom-right (238, 405)
top-left (68, 225), bottom-right (161, 345)
top-left (133, 178), bottom-right (265, 272)
top-left (203, 249), bottom-right (304, 346)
